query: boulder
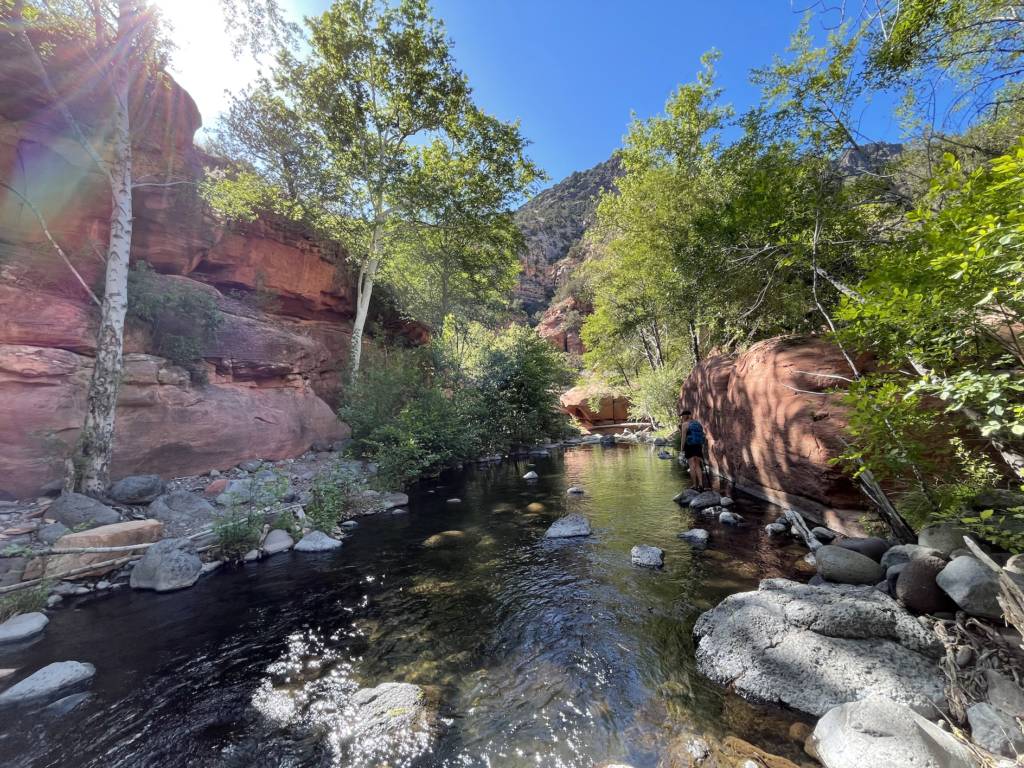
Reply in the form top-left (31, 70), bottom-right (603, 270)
top-left (129, 538), bottom-right (202, 592)
top-left (836, 537), bottom-right (890, 562)
top-left (343, 682), bottom-right (439, 763)
top-left (719, 510), bottom-right (744, 526)
top-left (523, 471), bottom-right (539, 481)
top-left (0, 612), bottom-right (48, 645)
top-left (674, 488), bottom-right (699, 505)
top-left (0, 661), bottom-right (96, 709)
top-left (47, 493), bottom-right (119, 529)
top-left (689, 491), bottom-right (721, 511)
top-left (895, 555), bottom-right (952, 615)
top-left (294, 531), bottom-right (343, 552)
top-left (149, 491), bottom-right (217, 537)
top-left (966, 702), bottom-right (1024, 758)
top-left (694, 579), bottom-right (945, 717)
top-left (679, 529), bottom-right (709, 548)
top-left (215, 475), bottom-right (290, 508)
top-left (631, 545), bottom-right (664, 568)
top-left (379, 492), bottom-right (408, 511)
top-left (811, 526), bottom-right (837, 543)
top-left (936, 556), bottom-right (1003, 619)
top-left (813, 697), bottom-right (975, 768)
top-left (880, 544), bottom-right (945, 571)
top-left (40, 519), bottom-right (164, 580)
top-left (918, 523), bottom-right (973, 557)
top-left (107, 474), bottom-right (164, 505)
top-left (544, 514), bottom-right (592, 539)
top-left (262, 529), bottom-right (294, 555)
top-left (985, 670), bottom-right (1024, 718)
top-left (816, 545), bottom-right (885, 585)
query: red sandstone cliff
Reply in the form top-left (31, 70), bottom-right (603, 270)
top-left (0, 41), bottom-right (419, 498)
top-left (678, 336), bottom-right (869, 534)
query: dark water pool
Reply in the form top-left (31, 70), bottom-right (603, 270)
top-left (0, 445), bottom-right (812, 767)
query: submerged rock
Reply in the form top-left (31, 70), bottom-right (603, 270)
top-left (107, 475), bottom-right (165, 505)
top-left (679, 529), bottom-right (709, 548)
top-left (0, 661), bottom-right (96, 709)
top-left (689, 491), bottom-right (721, 511)
top-left (694, 579), bottom-right (944, 717)
top-left (544, 514), bottom-right (592, 539)
top-left (673, 488), bottom-right (699, 504)
top-left (0, 612), bottom-right (48, 645)
top-left (813, 698), bottom-right (975, 768)
top-left (719, 510), bottom-right (744, 526)
top-left (294, 531), bottom-right (343, 552)
top-left (423, 530), bottom-right (468, 548)
top-left (129, 538), bottom-right (202, 592)
top-left (631, 545), bottom-right (664, 568)
top-left (342, 682), bottom-right (440, 764)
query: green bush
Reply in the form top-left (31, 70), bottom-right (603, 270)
top-left (213, 507), bottom-right (262, 560)
top-left (0, 582), bottom-right (49, 623)
top-left (127, 262), bottom-right (222, 383)
top-left (305, 467), bottom-right (366, 532)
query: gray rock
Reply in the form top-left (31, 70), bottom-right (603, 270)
top-left (918, 523), bottom-right (972, 557)
top-left (765, 521), bottom-right (788, 535)
top-left (243, 549), bottom-right (260, 562)
top-left (215, 474), bottom-right (290, 507)
top-left (631, 545), bottom-right (664, 568)
top-left (345, 682), bottom-right (439, 763)
top-left (718, 510), bottom-right (743, 526)
top-left (523, 471), bottom-right (539, 480)
top-left (566, 486), bottom-right (585, 495)
top-left (689, 491), bottom-right (721, 511)
top-left (673, 488), bottom-right (699, 504)
top-left (37, 522), bottom-right (69, 546)
top-left (310, 440), bottom-right (332, 453)
top-left (985, 669), bottom-right (1024, 718)
top-left (200, 561), bottom-right (223, 576)
top-left (0, 612), bottom-right (48, 645)
top-left (694, 579), bottom-right (944, 717)
top-left (936, 556), bottom-right (1003, 619)
top-left (967, 702), bottom-right (1024, 758)
top-left (0, 661), bottom-right (96, 709)
top-left (238, 459), bottom-right (263, 472)
top-left (880, 544), bottom-right (945, 571)
top-left (149, 491), bottom-right (216, 537)
top-left (544, 514), bottom-right (592, 539)
top-left (107, 475), bottom-right (164, 505)
top-left (379, 492), bottom-right (408, 511)
top-left (340, 520), bottom-right (359, 531)
top-left (46, 595), bottom-right (62, 608)
top-left (811, 526), bottom-right (837, 543)
top-left (895, 555), bottom-right (952, 615)
top-left (47, 493), bottom-right (119, 529)
top-left (836, 536), bottom-right (891, 562)
top-left (446, 497), bottom-right (462, 503)
top-left (294, 531), bottom-right (343, 552)
top-left (972, 488), bottom-right (1024, 512)
top-left (886, 562), bottom-right (907, 592)
top-left (679, 529), bottom-right (709, 548)
top-left (130, 538), bottom-right (202, 592)
top-left (813, 697), bottom-right (975, 768)
top-left (817, 545), bottom-right (885, 585)
top-left (949, 548), bottom-right (973, 559)
top-left (262, 529), bottom-right (294, 555)
top-left (718, 496), bottom-right (734, 508)
top-left (41, 692), bottom-right (91, 717)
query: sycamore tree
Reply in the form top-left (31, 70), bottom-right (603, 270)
top-left (384, 107), bottom-right (542, 330)
top-left (2, 0), bottom-right (297, 494)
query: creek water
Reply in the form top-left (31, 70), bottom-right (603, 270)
top-left (1, 445), bottom-right (812, 768)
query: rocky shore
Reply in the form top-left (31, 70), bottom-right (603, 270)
top-left (677, 485), bottom-right (1024, 767)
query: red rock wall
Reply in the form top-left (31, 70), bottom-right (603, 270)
top-left (679, 336), bottom-right (868, 534)
top-left (537, 297), bottom-right (586, 355)
top-left (0, 41), bottom-right (419, 498)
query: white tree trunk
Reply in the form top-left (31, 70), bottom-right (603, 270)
top-left (349, 215), bottom-right (383, 380)
top-left (74, 8), bottom-right (133, 494)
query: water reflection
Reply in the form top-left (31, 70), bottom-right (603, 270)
top-left (0, 445), bottom-right (811, 768)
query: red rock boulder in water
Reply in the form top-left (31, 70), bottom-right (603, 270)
top-left (678, 336), bottom-right (869, 534)
top-left (559, 384), bottom-right (630, 430)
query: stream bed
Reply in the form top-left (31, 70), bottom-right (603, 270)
top-left (0, 445), bottom-right (813, 768)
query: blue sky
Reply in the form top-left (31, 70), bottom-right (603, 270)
top-left (164, 1), bottom-right (906, 187)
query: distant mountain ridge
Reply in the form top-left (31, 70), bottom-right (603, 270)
top-left (513, 156), bottom-right (622, 316)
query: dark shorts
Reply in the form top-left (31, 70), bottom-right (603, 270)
top-left (683, 443), bottom-right (704, 460)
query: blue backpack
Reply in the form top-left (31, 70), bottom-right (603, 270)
top-left (684, 420), bottom-right (705, 447)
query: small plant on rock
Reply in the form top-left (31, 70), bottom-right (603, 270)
top-left (305, 466), bottom-right (365, 533)
top-left (0, 582), bottom-right (50, 623)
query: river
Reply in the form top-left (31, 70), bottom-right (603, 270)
top-left (0, 445), bottom-right (812, 767)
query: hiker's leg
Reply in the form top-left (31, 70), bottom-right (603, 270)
top-left (689, 456), bottom-right (703, 489)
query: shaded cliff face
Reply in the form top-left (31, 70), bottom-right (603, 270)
top-left (0, 43), bottom-right (418, 498)
top-left (678, 336), bottom-right (869, 534)
top-left (514, 156), bottom-right (620, 317)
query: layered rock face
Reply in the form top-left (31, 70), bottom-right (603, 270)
top-left (559, 383), bottom-right (630, 431)
top-left (0, 39), bottom-right (412, 498)
top-left (536, 296), bottom-right (587, 355)
top-left (679, 336), bottom-right (868, 533)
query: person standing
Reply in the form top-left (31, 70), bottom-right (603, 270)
top-left (680, 408), bottom-right (708, 491)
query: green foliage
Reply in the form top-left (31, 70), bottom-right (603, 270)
top-left (213, 506), bottom-right (262, 561)
top-left (627, 362), bottom-right (688, 431)
top-left (0, 582), bottom-right (50, 623)
top-left (304, 466), bottom-right (366, 532)
top-left (127, 262), bottom-right (222, 383)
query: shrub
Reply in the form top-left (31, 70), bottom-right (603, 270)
top-left (213, 507), bottom-right (262, 560)
top-left (127, 262), bottom-right (222, 383)
top-left (305, 466), bottom-right (366, 532)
